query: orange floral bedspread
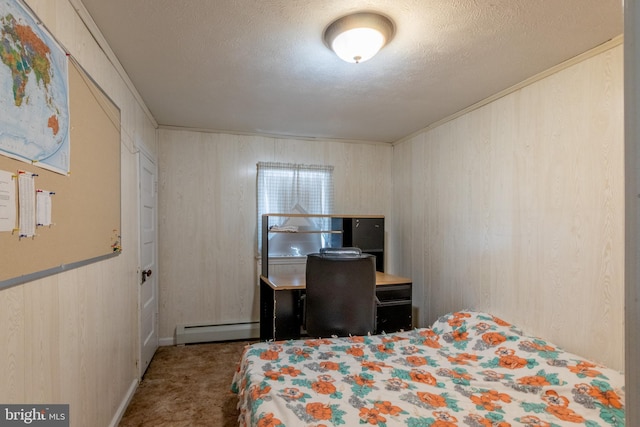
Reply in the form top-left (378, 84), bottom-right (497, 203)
top-left (231, 311), bottom-right (625, 426)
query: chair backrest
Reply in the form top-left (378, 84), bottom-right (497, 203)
top-left (305, 249), bottom-right (376, 337)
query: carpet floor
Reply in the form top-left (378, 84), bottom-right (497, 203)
top-left (118, 340), bottom-right (255, 427)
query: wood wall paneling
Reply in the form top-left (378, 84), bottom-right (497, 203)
top-left (392, 45), bottom-right (624, 370)
top-left (157, 131), bottom-right (393, 339)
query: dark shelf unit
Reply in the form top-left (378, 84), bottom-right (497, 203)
top-left (342, 217), bottom-right (384, 272)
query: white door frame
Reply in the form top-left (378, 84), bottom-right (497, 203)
top-left (625, 2), bottom-right (640, 424)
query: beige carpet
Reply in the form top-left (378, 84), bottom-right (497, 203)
top-left (119, 340), bottom-right (255, 427)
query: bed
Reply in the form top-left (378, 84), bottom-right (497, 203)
top-left (232, 310), bottom-right (625, 426)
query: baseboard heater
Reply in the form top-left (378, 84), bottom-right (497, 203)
top-left (175, 321), bottom-right (260, 345)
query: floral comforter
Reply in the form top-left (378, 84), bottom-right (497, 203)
top-left (231, 311), bottom-right (625, 426)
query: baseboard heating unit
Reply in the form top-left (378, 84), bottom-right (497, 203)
top-left (175, 321), bottom-right (260, 345)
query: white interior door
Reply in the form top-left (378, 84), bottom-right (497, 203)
top-left (139, 151), bottom-right (158, 376)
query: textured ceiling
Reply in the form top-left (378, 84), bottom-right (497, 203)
top-left (78, 0), bottom-right (623, 143)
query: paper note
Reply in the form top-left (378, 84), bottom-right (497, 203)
top-left (0, 170), bottom-right (16, 232)
top-left (37, 190), bottom-right (53, 227)
top-left (18, 172), bottom-right (36, 237)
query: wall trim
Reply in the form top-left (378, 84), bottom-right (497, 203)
top-left (0, 252), bottom-right (119, 290)
top-left (158, 125), bottom-right (390, 146)
top-left (108, 378), bottom-right (138, 427)
top-left (159, 337), bottom-right (175, 347)
top-left (393, 35), bottom-right (624, 146)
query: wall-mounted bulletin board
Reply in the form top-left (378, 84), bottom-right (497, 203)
top-left (0, 58), bottom-right (121, 289)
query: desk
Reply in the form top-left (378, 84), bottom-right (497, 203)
top-left (260, 271), bottom-right (412, 341)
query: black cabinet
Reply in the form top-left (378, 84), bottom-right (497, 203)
top-left (375, 283), bottom-right (412, 333)
top-left (259, 280), bottom-right (304, 341)
top-left (343, 217), bottom-right (384, 272)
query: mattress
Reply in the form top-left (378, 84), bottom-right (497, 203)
top-left (232, 310), bottom-right (625, 426)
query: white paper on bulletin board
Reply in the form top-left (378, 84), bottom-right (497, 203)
top-left (36, 190), bottom-right (53, 226)
top-left (0, 169), bottom-right (16, 232)
top-left (18, 171), bottom-right (36, 237)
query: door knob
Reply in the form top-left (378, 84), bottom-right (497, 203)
top-left (141, 269), bottom-right (152, 283)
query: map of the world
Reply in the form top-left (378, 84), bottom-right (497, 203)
top-left (0, 0), bottom-right (69, 174)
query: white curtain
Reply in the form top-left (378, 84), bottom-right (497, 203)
top-left (257, 162), bottom-right (334, 254)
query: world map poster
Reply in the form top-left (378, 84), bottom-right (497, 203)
top-left (0, 0), bottom-right (69, 175)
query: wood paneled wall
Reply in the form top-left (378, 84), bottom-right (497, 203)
top-left (0, 1), bottom-right (157, 426)
top-left (157, 131), bottom-right (392, 339)
top-left (391, 44), bottom-right (624, 370)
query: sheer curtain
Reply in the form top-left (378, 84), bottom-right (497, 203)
top-left (257, 162), bottom-right (334, 254)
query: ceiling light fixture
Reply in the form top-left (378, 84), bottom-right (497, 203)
top-left (323, 12), bottom-right (394, 64)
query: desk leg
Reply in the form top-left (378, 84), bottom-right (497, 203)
top-left (260, 278), bottom-right (275, 341)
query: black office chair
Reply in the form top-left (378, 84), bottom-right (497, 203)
top-left (305, 248), bottom-right (377, 338)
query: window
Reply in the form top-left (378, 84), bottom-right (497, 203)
top-left (257, 162), bottom-right (334, 255)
